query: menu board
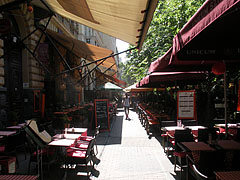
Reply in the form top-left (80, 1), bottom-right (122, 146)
top-left (94, 99), bottom-right (110, 131)
top-left (177, 90), bottom-right (196, 120)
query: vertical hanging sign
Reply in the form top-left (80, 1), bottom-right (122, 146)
top-left (177, 90), bottom-right (196, 120)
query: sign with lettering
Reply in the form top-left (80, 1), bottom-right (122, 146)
top-left (94, 99), bottom-right (110, 131)
top-left (177, 90), bottom-right (196, 120)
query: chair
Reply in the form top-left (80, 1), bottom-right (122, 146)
top-left (26, 134), bottom-right (57, 173)
top-left (65, 139), bottom-right (95, 178)
top-left (186, 151), bottom-right (217, 180)
top-left (173, 129), bottom-right (194, 178)
top-left (197, 128), bottom-right (209, 142)
top-left (78, 125), bottom-right (100, 155)
top-left (1, 130), bottom-right (27, 164)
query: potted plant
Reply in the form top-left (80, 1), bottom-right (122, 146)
top-left (60, 113), bottom-right (71, 128)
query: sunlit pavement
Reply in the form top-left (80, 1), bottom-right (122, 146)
top-left (92, 108), bottom-right (178, 180)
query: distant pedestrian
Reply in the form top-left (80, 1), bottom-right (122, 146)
top-left (123, 93), bottom-right (130, 120)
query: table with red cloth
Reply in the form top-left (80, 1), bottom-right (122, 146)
top-left (161, 126), bottom-right (207, 155)
top-left (0, 131), bottom-right (16, 136)
top-left (64, 128), bottom-right (87, 134)
top-left (214, 123), bottom-right (240, 139)
top-left (0, 175), bottom-right (38, 180)
top-left (215, 171), bottom-right (240, 180)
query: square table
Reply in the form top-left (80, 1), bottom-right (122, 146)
top-left (64, 128), bottom-right (87, 134)
top-left (53, 133), bottom-right (81, 140)
top-left (161, 126), bottom-right (185, 132)
top-left (48, 139), bottom-right (75, 147)
top-left (0, 131), bottom-right (16, 136)
top-left (0, 175), bottom-right (38, 180)
top-left (215, 140), bottom-right (240, 150)
top-left (6, 125), bottom-right (23, 130)
top-left (215, 171), bottom-right (240, 180)
top-left (181, 142), bottom-right (215, 152)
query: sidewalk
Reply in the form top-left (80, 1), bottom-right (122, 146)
top-left (92, 108), bottom-right (178, 180)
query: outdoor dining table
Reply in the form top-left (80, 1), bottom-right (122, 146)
top-left (48, 138), bottom-right (75, 147)
top-left (6, 125), bottom-right (23, 130)
top-left (64, 127), bottom-right (87, 134)
top-left (0, 175), bottom-right (38, 180)
top-left (214, 171), bottom-right (240, 180)
top-left (180, 141), bottom-right (215, 152)
top-left (53, 133), bottom-right (82, 140)
top-left (0, 130), bottom-right (16, 136)
top-left (215, 140), bottom-right (240, 150)
top-left (214, 123), bottom-right (240, 128)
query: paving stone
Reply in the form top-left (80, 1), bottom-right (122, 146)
top-left (92, 108), bottom-right (178, 180)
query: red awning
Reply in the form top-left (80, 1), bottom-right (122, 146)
top-left (149, 0), bottom-right (240, 73)
top-left (138, 71), bottom-right (206, 88)
top-left (170, 0), bottom-right (240, 65)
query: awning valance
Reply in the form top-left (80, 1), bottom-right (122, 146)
top-left (41, 0), bottom-right (158, 49)
top-left (149, 0), bottom-right (240, 73)
top-left (46, 29), bottom-right (117, 72)
top-left (138, 71), bottom-right (206, 88)
top-left (124, 83), bottom-right (164, 92)
top-left (171, 0), bottom-right (240, 65)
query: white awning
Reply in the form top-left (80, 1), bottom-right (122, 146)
top-left (41, 0), bottom-right (158, 49)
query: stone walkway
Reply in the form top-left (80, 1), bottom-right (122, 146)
top-left (92, 108), bottom-right (178, 180)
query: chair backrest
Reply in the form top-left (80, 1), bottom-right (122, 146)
top-left (174, 129), bottom-right (194, 151)
top-left (198, 128), bottom-right (209, 142)
top-left (208, 128), bottom-right (218, 140)
top-left (198, 151), bottom-right (217, 177)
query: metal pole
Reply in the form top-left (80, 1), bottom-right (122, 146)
top-left (224, 72), bottom-right (228, 138)
top-left (41, 30), bottom-right (72, 70)
top-left (54, 47), bottom-right (136, 77)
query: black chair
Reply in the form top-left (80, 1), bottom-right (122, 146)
top-left (186, 151), bottom-right (217, 180)
top-left (26, 134), bottom-right (57, 173)
top-left (65, 139), bottom-right (95, 178)
top-left (173, 129), bottom-right (194, 178)
top-left (197, 128), bottom-right (209, 142)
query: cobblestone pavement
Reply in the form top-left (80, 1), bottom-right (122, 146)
top-left (92, 108), bottom-right (178, 180)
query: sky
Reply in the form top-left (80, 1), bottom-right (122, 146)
top-left (116, 39), bottom-right (130, 63)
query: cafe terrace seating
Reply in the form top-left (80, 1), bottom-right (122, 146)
top-left (137, 103), bottom-right (174, 136)
top-left (172, 129), bottom-right (194, 178)
top-left (65, 139), bottom-right (95, 178)
top-left (78, 125), bottom-right (100, 156)
top-left (185, 140), bottom-right (240, 180)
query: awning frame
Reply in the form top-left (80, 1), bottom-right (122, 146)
top-left (0, 0), bottom-right (136, 81)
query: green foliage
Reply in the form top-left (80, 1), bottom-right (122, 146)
top-left (120, 0), bottom-right (205, 85)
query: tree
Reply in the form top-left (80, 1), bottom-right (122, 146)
top-left (120, 0), bottom-right (205, 85)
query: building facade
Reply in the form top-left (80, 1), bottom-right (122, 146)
top-left (0, 0), bottom-right (118, 127)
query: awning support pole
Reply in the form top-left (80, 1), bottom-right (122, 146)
top-left (79, 55), bottom-right (111, 84)
top-left (224, 72), bottom-right (228, 138)
top-left (33, 16), bottom-right (52, 55)
top-left (40, 29), bottom-right (72, 70)
top-left (55, 47), bottom-right (136, 77)
top-left (87, 63), bottom-right (116, 87)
